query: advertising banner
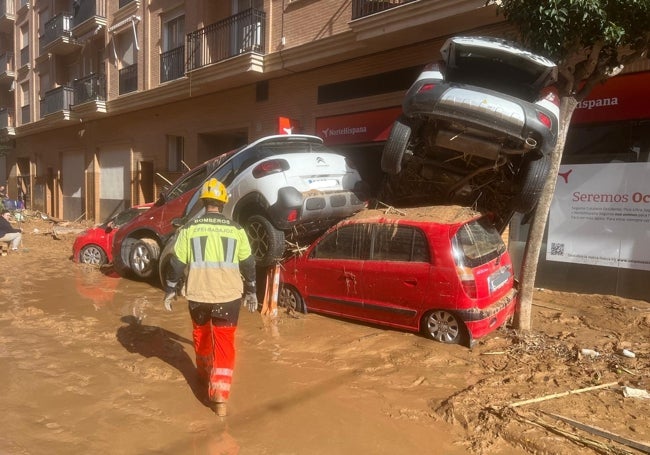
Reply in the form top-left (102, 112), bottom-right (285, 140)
top-left (547, 163), bottom-right (650, 271)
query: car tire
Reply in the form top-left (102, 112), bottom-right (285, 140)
top-left (278, 284), bottom-right (305, 313)
top-left (129, 238), bottom-right (160, 279)
top-left (381, 115), bottom-right (412, 175)
top-left (422, 310), bottom-right (467, 345)
top-left (512, 154), bottom-right (551, 213)
top-left (245, 215), bottom-right (285, 267)
top-left (79, 244), bottom-right (107, 266)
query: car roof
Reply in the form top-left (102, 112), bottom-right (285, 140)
top-left (347, 205), bottom-right (482, 226)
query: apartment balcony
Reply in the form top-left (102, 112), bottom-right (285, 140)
top-left (349, 0), bottom-right (498, 48)
top-left (40, 85), bottom-right (74, 119)
top-left (119, 63), bottom-right (137, 95)
top-left (71, 0), bottom-right (107, 37)
top-left (0, 51), bottom-right (14, 84)
top-left (160, 46), bottom-right (184, 83)
top-left (0, 0), bottom-right (16, 34)
top-left (187, 8), bottom-right (266, 72)
top-left (40, 13), bottom-right (80, 56)
top-left (0, 107), bottom-right (15, 134)
top-left (351, 0), bottom-right (417, 19)
top-left (71, 73), bottom-right (106, 118)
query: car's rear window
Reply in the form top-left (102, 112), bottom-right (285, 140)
top-left (452, 218), bottom-right (504, 268)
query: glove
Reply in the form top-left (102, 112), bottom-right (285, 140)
top-left (163, 291), bottom-right (176, 312)
top-left (243, 292), bottom-right (258, 313)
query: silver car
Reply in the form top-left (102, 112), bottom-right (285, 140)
top-left (380, 36), bottom-right (560, 229)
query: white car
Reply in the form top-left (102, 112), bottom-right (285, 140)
top-left (155, 134), bottom-right (368, 282)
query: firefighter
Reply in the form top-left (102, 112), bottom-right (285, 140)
top-left (162, 177), bottom-right (258, 417)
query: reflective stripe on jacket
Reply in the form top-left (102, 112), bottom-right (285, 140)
top-left (174, 213), bottom-right (252, 303)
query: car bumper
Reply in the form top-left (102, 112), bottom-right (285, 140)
top-left (403, 81), bottom-right (557, 156)
top-left (270, 187), bottom-right (367, 231)
top-left (459, 287), bottom-right (517, 342)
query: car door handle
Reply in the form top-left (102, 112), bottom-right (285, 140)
top-left (403, 279), bottom-right (418, 286)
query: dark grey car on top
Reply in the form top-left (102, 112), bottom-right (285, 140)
top-left (380, 36), bottom-right (560, 229)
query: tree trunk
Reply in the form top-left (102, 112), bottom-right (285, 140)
top-left (513, 97), bottom-right (578, 330)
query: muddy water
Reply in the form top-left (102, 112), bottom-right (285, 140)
top-left (0, 235), bottom-right (525, 455)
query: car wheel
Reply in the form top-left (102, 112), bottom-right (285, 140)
top-left (422, 310), bottom-right (466, 344)
top-left (278, 284), bottom-right (305, 313)
top-left (381, 115), bottom-right (412, 175)
top-left (245, 215), bottom-right (285, 267)
top-left (129, 238), bottom-right (160, 279)
top-left (512, 154), bottom-right (551, 213)
top-left (79, 244), bottom-right (107, 266)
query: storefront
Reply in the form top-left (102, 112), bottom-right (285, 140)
top-left (315, 107), bottom-right (402, 194)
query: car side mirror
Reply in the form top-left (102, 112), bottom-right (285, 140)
top-left (171, 217), bottom-right (184, 228)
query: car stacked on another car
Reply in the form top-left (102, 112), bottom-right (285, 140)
top-left (113, 134), bottom-right (369, 281)
top-left (380, 36), bottom-right (560, 231)
top-left (72, 203), bottom-right (152, 266)
top-left (278, 205), bottom-right (517, 346)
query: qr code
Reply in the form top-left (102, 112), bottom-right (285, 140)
top-left (550, 242), bottom-right (565, 256)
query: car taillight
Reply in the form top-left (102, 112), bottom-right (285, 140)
top-left (537, 111), bottom-right (552, 129)
top-left (286, 209), bottom-right (298, 222)
top-left (417, 83), bottom-right (436, 94)
top-left (456, 266), bottom-right (477, 299)
top-left (253, 159), bottom-right (289, 178)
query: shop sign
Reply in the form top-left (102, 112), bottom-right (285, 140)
top-left (277, 117), bottom-right (301, 135)
top-left (571, 72), bottom-right (650, 124)
top-left (547, 162), bottom-right (650, 271)
top-left (315, 107), bottom-right (402, 145)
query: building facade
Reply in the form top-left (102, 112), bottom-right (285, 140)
top-left (0, 0), bottom-right (504, 222)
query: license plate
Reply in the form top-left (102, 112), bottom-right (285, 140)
top-left (488, 266), bottom-right (510, 293)
top-left (307, 178), bottom-right (339, 189)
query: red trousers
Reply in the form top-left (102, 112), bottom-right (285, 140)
top-left (192, 322), bottom-right (236, 403)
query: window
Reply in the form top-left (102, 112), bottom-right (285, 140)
top-left (21, 82), bottom-right (29, 107)
top-left (163, 14), bottom-right (184, 52)
top-left (312, 224), bottom-right (370, 260)
top-left (372, 225), bottom-right (430, 262)
top-left (167, 135), bottom-right (184, 172)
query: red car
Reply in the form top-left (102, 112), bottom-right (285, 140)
top-left (72, 204), bottom-right (152, 266)
top-left (279, 206), bottom-right (517, 346)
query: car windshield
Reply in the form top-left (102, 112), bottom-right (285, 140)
top-left (104, 207), bottom-right (147, 228)
top-left (164, 149), bottom-right (239, 202)
top-left (452, 217), bottom-right (504, 268)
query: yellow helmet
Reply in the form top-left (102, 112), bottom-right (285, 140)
top-left (200, 178), bottom-right (228, 203)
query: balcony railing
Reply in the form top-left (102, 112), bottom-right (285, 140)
top-left (351, 0), bottom-right (418, 19)
top-left (119, 63), bottom-right (137, 94)
top-left (40, 85), bottom-right (74, 117)
top-left (40, 13), bottom-right (72, 52)
top-left (73, 73), bottom-right (106, 104)
top-left (0, 51), bottom-right (14, 72)
top-left (187, 8), bottom-right (265, 72)
top-left (72, 0), bottom-right (107, 29)
top-left (21, 104), bottom-right (30, 124)
top-left (20, 45), bottom-right (29, 67)
top-left (0, 107), bottom-right (15, 128)
top-left (160, 45), bottom-right (184, 83)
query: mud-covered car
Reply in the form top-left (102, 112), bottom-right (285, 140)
top-left (72, 203), bottom-right (152, 266)
top-left (278, 205), bottom-right (517, 346)
top-left (380, 36), bottom-right (559, 230)
top-left (115, 134), bottom-right (368, 281)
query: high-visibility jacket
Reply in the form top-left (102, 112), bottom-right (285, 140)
top-left (173, 212), bottom-right (255, 303)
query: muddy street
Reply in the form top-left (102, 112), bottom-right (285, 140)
top-left (1, 216), bottom-right (649, 455)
